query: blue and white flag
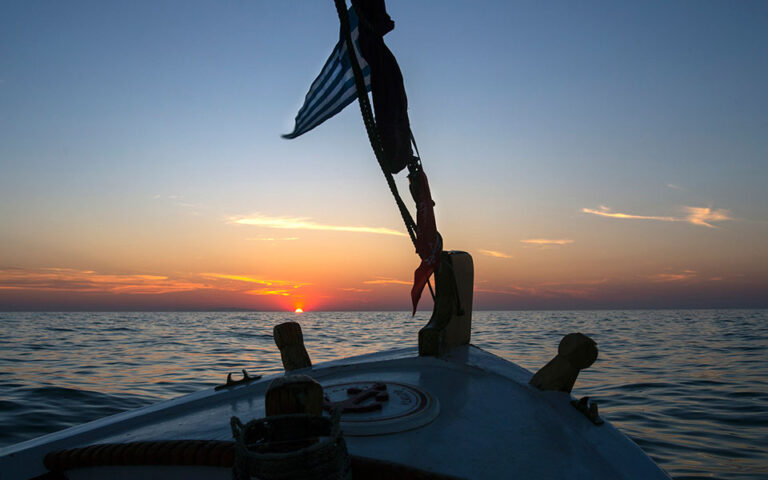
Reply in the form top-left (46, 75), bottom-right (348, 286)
top-left (283, 8), bottom-right (371, 139)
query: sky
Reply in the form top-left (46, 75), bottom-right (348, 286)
top-left (1, 0), bottom-right (767, 311)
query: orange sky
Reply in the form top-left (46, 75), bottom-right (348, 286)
top-left (1, 205), bottom-right (766, 310)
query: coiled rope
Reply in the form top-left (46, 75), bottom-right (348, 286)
top-left (41, 440), bottom-right (464, 479)
top-left (44, 440), bottom-right (235, 471)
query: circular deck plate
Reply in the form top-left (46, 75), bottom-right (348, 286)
top-left (323, 381), bottom-right (440, 436)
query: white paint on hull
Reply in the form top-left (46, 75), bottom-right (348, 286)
top-left (0, 345), bottom-right (670, 479)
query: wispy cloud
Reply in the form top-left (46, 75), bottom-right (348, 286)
top-left (474, 286), bottom-right (525, 295)
top-left (539, 278), bottom-right (608, 287)
top-left (582, 205), bottom-right (732, 228)
top-left (339, 287), bottom-right (372, 293)
top-left (200, 273), bottom-right (309, 289)
top-left (200, 273), bottom-right (273, 285)
top-left (520, 239), bottom-right (574, 246)
top-left (473, 277), bottom-right (611, 300)
top-left (478, 249), bottom-right (513, 259)
top-left (230, 214), bottom-right (406, 237)
top-left (649, 270), bottom-right (697, 282)
top-left (666, 183), bottom-right (685, 191)
top-left (0, 268), bottom-right (206, 295)
top-left (154, 194), bottom-right (202, 213)
top-left (683, 207), bottom-right (732, 228)
top-left (475, 282), bottom-right (597, 299)
top-left (245, 288), bottom-right (292, 296)
top-left (582, 205), bottom-right (678, 223)
top-left (197, 273), bottom-right (310, 297)
top-left (0, 268), bottom-right (312, 298)
top-left (247, 236), bottom-right (299, 242)
top-left (363, 277), bottom-right (412, 285)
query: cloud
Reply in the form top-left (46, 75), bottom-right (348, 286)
top-left (363, 277), bottom-right (412, 285)
top-left (0, 268), bottom-right (311, 299)
top-left (649, 270), bottom-right (697, 282)
top-left (246, 288), bottom-right (292, 296)
top-left (474, 281), bottom-right (599, 299)
top-left (231, 214), bottom-right (406, 237)
top-left (520, 239), bottom-right (574, 246)
top-left (200, 273), bottom-right (309, 289)
top-left (0, 268), bottom-right (206, 295)
top-left (582, 206), bottom-right (678, 223)
top-left (478, 249), bottom-right (513, 259)
top-left (472, 277), bottom-right (612, 300)
top-left (539, 278), bottom-right (608, 287)
top-left (200, 273), bottom-right (311, 296)
top-left (683, 207), bottom-right (732, 228)
top-left (666, 183), bottom-right (685, 190)
top-left (339, 287), bottom-right (372, 293)
top-left (474, 286), bottom-right (525, 295)
top-left (247, 236), bottom-right (299, 242)
top-left (200, 273), bottom-right (271, 285)
top-left (582, 205), bottom-right (732, 228)
top-left (154, 194), bottom-right (202, 212)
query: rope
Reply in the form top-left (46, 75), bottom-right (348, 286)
top-left (41, 440), bottom-right (464, 479)
top-left (44, 440), bottom-right (235, 471)
top-left (333, 0), bottom-right (435, 301)
top-left (333, 0), bottom-right (417, 244)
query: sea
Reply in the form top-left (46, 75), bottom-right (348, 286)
top-left (0, 310), bottom-right (765, 479)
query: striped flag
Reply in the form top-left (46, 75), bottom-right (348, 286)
top-left (283, 7), bottom-right (371, 139)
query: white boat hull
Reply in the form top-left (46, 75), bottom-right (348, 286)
top-left (0, 345), bottom-right (669, 479)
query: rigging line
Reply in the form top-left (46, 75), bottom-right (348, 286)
top-left (410, 131), bottom-right (422, 163)
top-left (334, 0), bottom-right (416, 242)
top-left (333, 0), bottom-right (435, 302)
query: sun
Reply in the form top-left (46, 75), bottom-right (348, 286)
top-left (294, 308), bottom-right (304, 313)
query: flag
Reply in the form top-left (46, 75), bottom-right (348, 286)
top-left (283, 7), bottom-right (371, 139)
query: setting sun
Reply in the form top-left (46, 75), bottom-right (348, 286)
top-left (294, 308), bottom-right (303, 313)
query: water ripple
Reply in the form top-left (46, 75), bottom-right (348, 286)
top-left (0, 310), bottom-right (766, 479)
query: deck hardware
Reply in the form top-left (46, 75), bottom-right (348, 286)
top-left (529, 333), bottom-right (598, 393)
top-left (215, 369), bottom-right (262, 391)
top-left (419, 251), bottom-right (474, 357)
top-left (273, 322), bottom-right (312, 371)
top-left (265, 374), bottom-right (324, 416)
top-left (323, 382), bottom-right (390, 413)
top-left (571, 396), bottom-right (604, 425)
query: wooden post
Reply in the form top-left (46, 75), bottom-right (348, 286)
top-left (273, 322), bottom-right (312, 371)
top-left (529, 333), bottom-right (598, 393)
top-left (418, 251), bottom-right (474, 357)
top-left (265, 374), bottom-right (324, 416)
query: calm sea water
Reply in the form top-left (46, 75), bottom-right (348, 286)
top-left (0, 310), bottom-right (765, 479)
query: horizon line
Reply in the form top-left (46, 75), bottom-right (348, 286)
top-left (1, 307), bottom-right (766, 313)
